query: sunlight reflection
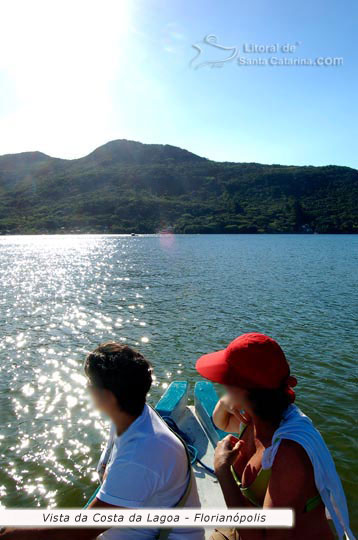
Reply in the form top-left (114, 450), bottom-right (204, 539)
top-left (1, 234), bottom-right (170, 509)
top-left (159, 231), bottom-right (176, 250)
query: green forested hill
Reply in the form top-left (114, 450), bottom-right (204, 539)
top-left (0, 139), bottom-right (357, 234)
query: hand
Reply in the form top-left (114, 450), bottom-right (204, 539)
top-left (214, 434), bottom-right (247, 475)
top-left (219, 395), bottom-right (252, 425)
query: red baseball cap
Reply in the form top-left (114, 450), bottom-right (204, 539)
top-left (196, 332), bottom-right (296, 390)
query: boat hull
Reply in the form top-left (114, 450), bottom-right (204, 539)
top-left (156, 381), bottom-right (227, 538)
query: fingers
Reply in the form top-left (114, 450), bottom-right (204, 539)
top-left (231, 408), bottom-right (251, 424)
top-left (214, 436), bottom-right (246, 472)
top-left (220, 434), bottom-right (239, 449)
top-left (232, 439), bottom-right (245, 452)
top-left (218, 435), bottom-right (245, 455)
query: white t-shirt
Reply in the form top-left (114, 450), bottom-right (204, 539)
top-left (97, 404), bottom-right (204, 540)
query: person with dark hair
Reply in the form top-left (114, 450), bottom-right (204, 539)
top-left (1, 342), bottom-right (204, 540)
top-left (84, 342), bottom-right (153, 418)
top-left (195, 333), bottom-right (353, 540)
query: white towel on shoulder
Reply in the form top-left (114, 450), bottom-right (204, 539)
top-left (261, 404), bottom-right (355, 540)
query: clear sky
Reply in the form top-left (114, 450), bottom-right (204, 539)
top-left (0, 0), bottom-right (357, 167)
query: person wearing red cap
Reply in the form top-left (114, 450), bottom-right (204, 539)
top-left (196, 333), bottom-right (341, 540)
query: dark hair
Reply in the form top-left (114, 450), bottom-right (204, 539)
top-left (84, 342), bottom-right (152, 416)
top-left (247, 385), bottom-right (291, 425)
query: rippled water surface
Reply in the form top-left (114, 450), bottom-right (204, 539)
top-left (0, 234), bottom-right (357, 528)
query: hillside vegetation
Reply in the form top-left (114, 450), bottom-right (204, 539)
top-left (0, 139), bottom-right (357, 234)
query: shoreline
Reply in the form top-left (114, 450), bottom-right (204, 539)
top-left (1, 231), bottom-right (357, 236)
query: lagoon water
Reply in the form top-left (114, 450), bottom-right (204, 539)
top-left (0, 234), bottom-right (357, 529)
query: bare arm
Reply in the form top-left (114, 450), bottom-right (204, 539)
top-left (0, 497), bottom-right (120, 540)
top-left (220, 440), bottom-right (308, 540)
top-left (214, 436), bottom-right (305, 540)
top-left (214, 435), bottom-right (264, 540)
top-left (260, 440), bottom-right (313, 539)
top-left (212, 395), bottom-right (250, 433)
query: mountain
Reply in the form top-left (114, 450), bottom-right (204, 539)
top-left (0, 139), bottom-right (357, 234)
top-left (81, 140), bottom-right (205, 166)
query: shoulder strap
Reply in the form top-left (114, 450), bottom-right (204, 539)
top-left (239, 422), bottom-right (248, 438)
top-left (150, 406), bottom-right (194, 540)
top-left (97, 423), bottom-right (116, 483)
top-left (157, 468), bottom-right (193, 540)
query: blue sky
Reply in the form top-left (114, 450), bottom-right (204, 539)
top-left (0, 0), bottom-right (357, 168)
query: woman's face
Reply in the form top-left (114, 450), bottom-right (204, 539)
top-left (224, 385), bottom-right (249, 410)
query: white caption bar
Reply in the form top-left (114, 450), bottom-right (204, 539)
top-left (0, 509), bottom-right (293, 528)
